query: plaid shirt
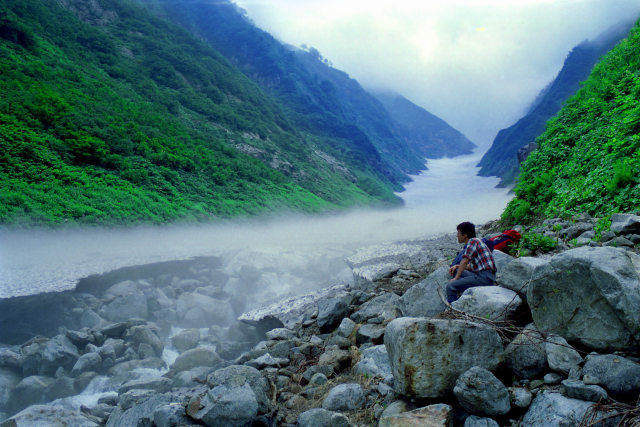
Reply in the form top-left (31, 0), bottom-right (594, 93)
top-left (462, 238), bottom-right (496, 273)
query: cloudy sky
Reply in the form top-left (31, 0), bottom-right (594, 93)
top-left (233, 0), bottom-right (640, 148)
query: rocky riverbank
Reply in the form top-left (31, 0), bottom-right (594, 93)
top-left (1, 213), bottom-right (640, 426)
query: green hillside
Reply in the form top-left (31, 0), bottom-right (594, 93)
top-left (0, 0), bottom-right (399, 227)
top-left (502, 20), bottom-right (640, 223)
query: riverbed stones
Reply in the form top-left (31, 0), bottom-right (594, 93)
top-left (560, 379), bottom-right (607, 402)
top-left (170, 328), bottom-right (200, 351)
top-left (521, 391), bottom-right (593, 426)
top-left (350, 293), bottom-right (402, 323)
top-left (317, 296), bottom-right (351, 333)
top-left (378, 403), bottom-right (453, 427)
top-left (354, 345), bottom-right (392, 378)
top-left (384, 318), bottom-right (503, 398)
top-left (206, 365), bottom-right (271, 415)
top-left (544, 334), bottom-right (583, 374)
top-left (169, 347), bottom-right (223, 375)
top-left (581, 353), bottom-right (640, 398)
top-left (454, 367), bottom-right (510, 416)
top-left (504, 325), bottom-right (547, 379)
top-left (297, 408), bottom-right (350, 427)
top-left (322, 383), bottom-right (365, 411)
top-left (176, 292), bottom-right (235, 327)
top-left (452, 286), bottom-right (522, 321)
top-left (71, 352), bottom-right (102, 376)
top-left (2, 404), bottom-right (100, 427)
top-left (189, 382), bottom-right (258, 426)
top-left (464, 416), bottom-right (499, 427)
top-left (527, 246), bottom-right (640, 351)
top-left (40, 334), bottom-right (80, 376)
top-left (610, 213), bottom-right (640, 235)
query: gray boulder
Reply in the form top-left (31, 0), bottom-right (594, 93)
top-left (101, 287), bottom-right (148, 322)
top-left (297, 408), bottom-right (350, 427)
top-left (265, 328), bottom-right (296, 340)
top-left (336, 318), bottom-right (357, 338)
top-left (492, 249), bottom-right (514, 272)
top-left (170, 347), bottom-right (223, 375)
top-left (399, 266), bottom-right (449, 317)
top-left (355, 323), bottom-right (385, 345)
top-left (3, 404), bottom-right (99, 427)
top-left (452, 286), bottom-right (522, 321)
top-left (7, 375), bottom-right (55, 413)
top-left (454, 367), bottom-right (510, 416)
top-left (509, 387), bottom-right (533, 409)
top-left (559, 222), bottom-right (593, 240)
top-left (610, 213), bottom-right (640, 235)
top-left (107, 393), bottom-right (173, 427)
top-left (71, 352), bottom-right (103, 377)
top-left (207, 365), bottom-right (271, 414)
top-left (354, 345), bottom-right (392, 378)
top-left (384, 318), bottom-right (503, 398)
top-left (176, 292), bottom-right (235, 327)
top-left (379, 404), bottom-right (453, 427)
top-left (317, 296), bottom-right (351, 333)
top-left (245, 353), bottom-right (289, 369)
top-left (464, 416), bottom-right (499, 427)
top-left (153, 403), bottom-right (194, 427)
top-left (527, 247), bottom-right (640, 351)
top-left (0, 368), bottom-right (20, 412)
top-left (322, 383), bottom-right (365, 411)
top-left (582, 353), bottom-right (640, 398)
top-left (40, 334), bottom-right (80, 375)
top-left (496, 256), bottom-right (551, 297)
top-left (188, 383), bottom-right (258, 426)
top-left (171, 328), bottom-right (200, 352)
top-left (544, 334), bottom-right (583, 374)
top-left (504, 325), bottom-right (547, 379)
top-left (521, 391), bottom-right (593, 426)
top-left (350, 293), bottom-right (402, 323)
top-left (118, 377), bottom-right (172, 395)
top-left (561, 379), bottom-right (608, 402)
top-left (0, 348), bottom-right (21, 371)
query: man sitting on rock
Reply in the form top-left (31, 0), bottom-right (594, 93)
top-left (447, 221), bottom-right (496, 303)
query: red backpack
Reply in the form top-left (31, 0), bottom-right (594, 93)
top-left (487, 229), bottom-right (522, 252)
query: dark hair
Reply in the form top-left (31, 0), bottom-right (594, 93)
top-left (457, 221), bottom-right (476, 238)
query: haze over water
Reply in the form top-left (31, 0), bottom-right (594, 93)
top-left (0, 153), bottom-right (512, 299)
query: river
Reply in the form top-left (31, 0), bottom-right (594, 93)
top-left (0, 153), bottom-right (512, 299)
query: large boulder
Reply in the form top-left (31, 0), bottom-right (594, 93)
top-left (322, 383), bottom-right (365, 411)
top-left (504, 325), bottom-right (547, 379)
top-left (169, 347), bottom-right (223, 375)
top-left (188, 382), bottom-right (258, 426)
top-left (527, 247), bottom-right (640, 351)
top-left (452, 286), bottom-right (522, 321)
top-left (317, 296), bottom-right (351, 333)
top-left (40, 334), bottom-right (80, 376)
top-left (207, 365), bottom-right (271, 415)
top-left (126, 325), bottom-right (164, 357)
top-left (582, 353), bottom-right (640, 399)
top-left (496, 256), bottom-right (551, 298)
top-left (544, 334), bottom-right (583, 374)
top-left (297, 408), bottom-right (350, 427)
top-left (399, 266), bottom-right (449, 317)
top-left (350, 293), bottom-right (402, 323)
top-left (454, 367), bottom-right (510, 416)
top-left (0, 368), bottom-right (20, 412)
top-left (354, 345), bottom-right (392, 378)
top-left (384, 318), bottom-right (503, 398)
top-left (101, 283), bottom-right (148, 322)
top-left (3, 404), bottom-right (99, 427)
top-left (521, 391), bottom-right (593, 426)
top-left (176, 292), bottom-right (235, 327)
top-left (379, 404), bottom-right (453, 427)
top-left (610, 213), bottom-right (640, 235)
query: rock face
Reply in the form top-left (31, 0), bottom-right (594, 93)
top-left (453, 367), bottom-right (510, 416)
top-left (451, 286), bottom-right (522, 321)
top-left (384, 318), bottom-right (504, 398)
top-left (527, 247), bottom-right (640, 351)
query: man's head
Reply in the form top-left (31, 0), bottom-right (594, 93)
top-left (456, 221), bottom-right (476, 243)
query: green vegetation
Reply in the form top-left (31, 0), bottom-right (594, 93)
top-left (502, 19), bottom-right (640, 223)
top-left (0, 0), bottom-right (399, 227)
top-left (517, 232), bottom-right (558, 256)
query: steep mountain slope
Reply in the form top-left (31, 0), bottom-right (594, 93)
top-left (478, 20), bottom-right (635, 186)
top-left (0, 0), bottom-right (404, 226)
top-left (374, 92), bottom-right (476, 159)
top-left (148, 0), bottom-right (472, 181)
top-left (502, 19), bottom-right (640, 222)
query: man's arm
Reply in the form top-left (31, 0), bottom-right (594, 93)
top-left (451, 257), bottom-right (469, 281)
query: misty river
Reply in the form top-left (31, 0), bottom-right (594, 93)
top-left (0, 153), bottom-right (512, 300)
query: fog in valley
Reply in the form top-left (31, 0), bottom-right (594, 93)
top-left (0, 154), bottom-right (511, 300)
